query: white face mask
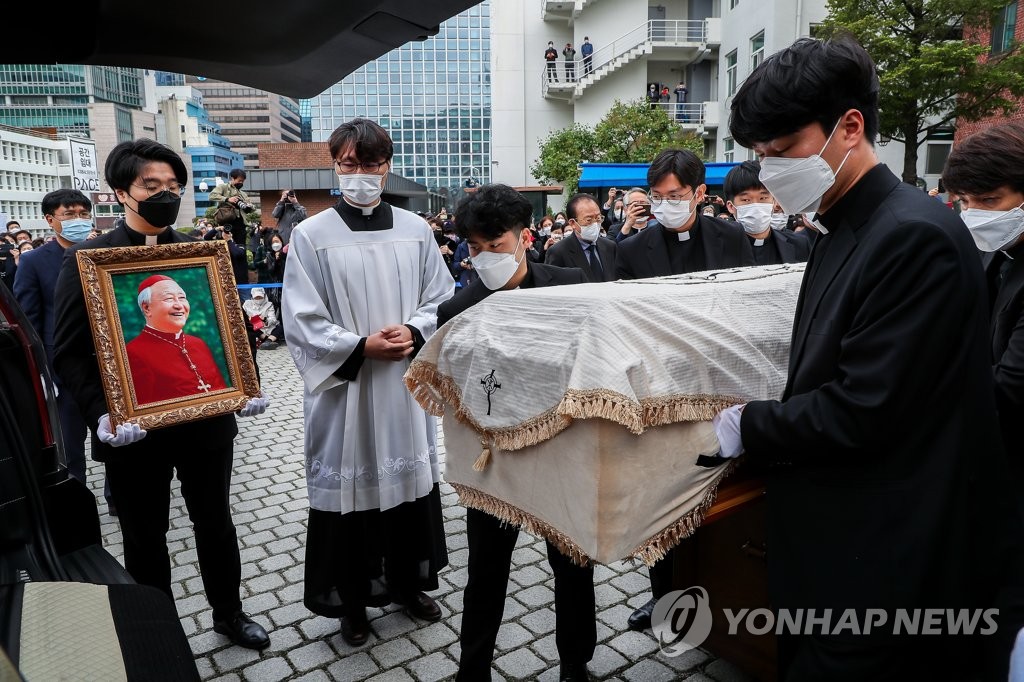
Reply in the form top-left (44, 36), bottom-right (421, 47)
top-left (758, 119), bottom-right (853, 216)
top-left (961, 202), bottom-right (1024, 252)
top-left (271, 242), bottom-right (283, 252)
top-left (770, 212), bottom-right (789, 230)
top-left (539, 227), bottom-right (551, 236)
top-left (471, 239), bottom-right (525, 290)
top-left (338, 173), bottom-right (385, 205)
top-left (579, 222), bottom-right (602, 242)
top-left (735, 203), bottom-right (774, 235)
top-left (651, 198), bottom-right (694, 229)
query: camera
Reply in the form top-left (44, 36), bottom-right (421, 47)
top-left (236, 200), bottom-right (253, 212)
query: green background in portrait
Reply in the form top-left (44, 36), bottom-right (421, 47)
top-left (112, 266), bottom-right (232, 386)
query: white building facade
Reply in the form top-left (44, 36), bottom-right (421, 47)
top-left (492, 0), bottom-right (943, 194)
top-left (0, 125), bottom-right (76, 234)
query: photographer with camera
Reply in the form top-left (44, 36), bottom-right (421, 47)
top-left (271, 189), bottom-right (307, 245)
top-left (608, 187), bottom-right (655, 242)
top-left (209, 169), bottom-right (254, 245)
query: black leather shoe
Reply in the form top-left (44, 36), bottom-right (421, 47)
top-left (627, 596), bottom-right (657, 631)
top-left (340, 608), bottom-right (370, 646)
top-left (400, 591), bottom-right (442, 622)
top-left (559, 662), bottom-right (590, 681)
top-left (213, 611), bottom-right (270, 649)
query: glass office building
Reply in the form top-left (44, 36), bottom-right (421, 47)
top-left (309, 1), bottom-right (490, 201)
top-left (0, 64), bottom-right (143, 138)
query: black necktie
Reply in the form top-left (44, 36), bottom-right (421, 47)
top-left (587, 245), bottom-right (604, 280)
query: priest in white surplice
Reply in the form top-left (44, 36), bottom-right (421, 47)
top-left (282, 118), bottom-right (455, 646)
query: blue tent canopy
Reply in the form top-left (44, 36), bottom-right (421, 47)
top-left (577, 161), bottom-right (741, 189)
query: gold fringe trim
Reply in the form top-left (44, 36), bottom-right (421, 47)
top-left (406, 360), bottom-right (747, 451)
top-left (626, 460), bottom-right (738, 566)
top-left (451, 483), bottom-right (594, 567)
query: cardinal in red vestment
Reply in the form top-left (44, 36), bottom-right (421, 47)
top-left (126, 274), bottom-right (227, 404)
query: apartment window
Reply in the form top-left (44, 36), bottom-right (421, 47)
top-left (992, 2), bottom-right (1017, 54)
top-left (750, 31), bottom-right (766, 71)
top-left (724, 137), bottom-right (735, 163)
top-left (726, 50), bottom-right (738, 96)
top-left (729, 0), bottom-right (739, 8)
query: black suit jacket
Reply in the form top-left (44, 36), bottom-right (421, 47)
top-left (543, 233), bottom-right (617, 282)
top-left (768, 227), bottom-right (811, 264)
top-left (987, 249), bottom-right (1024, 479)
top-left (12, 239), bottom-right (65, 361)
top-left (437, 260), bottom-right (586, 326)
top-left (614, 215), bottom-right (754, 279)
top-left (739, 165), bottom-right (1024, 675)
top-left (53, 220), bottom-right (237, 462)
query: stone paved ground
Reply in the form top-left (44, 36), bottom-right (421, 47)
top-left (87, 349), bottom-right (754, 682)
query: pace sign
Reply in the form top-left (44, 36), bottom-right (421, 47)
top-left (68, 138), bottom-right (100, 192)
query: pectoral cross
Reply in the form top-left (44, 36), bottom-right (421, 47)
top-left (197, 380), bottom-right (212, 392)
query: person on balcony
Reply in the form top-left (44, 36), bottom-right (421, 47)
top-left (674, 81), bottom-right (688, 121)
top-left (581, 36), bottom-right (593, 76)
top-left (545, 41), bottom-right (558, 82)
top-left (563, 42), bottom-right (576, 82)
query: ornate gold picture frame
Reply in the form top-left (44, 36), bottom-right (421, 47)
top-left (76, 241), bottom-right (259, 430)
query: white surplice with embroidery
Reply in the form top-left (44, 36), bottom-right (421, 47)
top-left (282, 205), bottom-right (454, 513)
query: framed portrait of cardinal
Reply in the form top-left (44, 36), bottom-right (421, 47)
top-left (76, 240), bottom-right (260, 430)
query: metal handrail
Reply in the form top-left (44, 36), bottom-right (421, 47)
top-left (541, 19), bottom-right (708, 94)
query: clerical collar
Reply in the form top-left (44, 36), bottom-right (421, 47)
top-left (334, 200), bottom-right (394, 232)
top-left (748, 232), bottom-right (771, 247)
top-left (117, 219), bottom-right (173, 246)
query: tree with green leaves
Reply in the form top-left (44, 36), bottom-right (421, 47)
top-left (531, 100), bottom-right (703, 194)
top-left (820, 0), bottom-right (1024, 183)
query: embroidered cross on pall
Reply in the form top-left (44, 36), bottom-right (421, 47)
top-left (480, 369), bottom-right (501, 416)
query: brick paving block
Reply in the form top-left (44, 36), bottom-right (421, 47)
top-left (264, 626), bottom-right (304, 653)
top-left (448, 547), bottom-right (469, 568)
top-left (495, 622), bottom-right (533, 652)
top-left (444, 590), bottom-right (464, 614)
top-left (626, 593), bottom-right (653, 610)
top-left (610, 571), bottom-right (651, 596)
top-left (233, 499), bottom-right (263, 513)
top-left (277, 582), bottom-right (305, 603)
top-left (370, 637), bottom-right (421, 668)
top-left (195, 657), bottom-right (215, 680)
top-left (189, 629), bottom-right (230, 656)
top-left (176, 594), bottom-right (211, 618)
top-left (494, 648), bottom-right (546, 679)
top-left (242, 656), bottom-right (293, 682)
top-left (248, 517), bottom-right (279, 533)
top-left (258, 553), bottom-right (296, 572)
top-left (596, 604), bottom-right (635, 629)
top-left (511, 546), bottom-right (544, 566)
top-left (291, 670), bottom-right (331, 682)
top-left (184, 575), bottom-right (206, 595)
top-left (208, 674), bottom-right (240, 682)
top-left (519, 607), bottom-right (556, 636)
top-left (365, 668), bottom-right (415, 682)
top-left (244, 572), bottom-right (285, 594)
top-left (240, 563), bottom-right (260, 580)
top-left (515, 584), bottom-right (555, 608)
top-left (444, 567), bottom-right (468, 589)
top-left (594, 583), bottom-right (629, 610)
top-left (238, 546), bottom-right (269, 564)
top-left (268, 601), bottom-right (310, 627)
top-left (501, 598), bottom-right (528, 621)
top-left (172, 583), bottom-right (186, 601)
top-left (408, 652), bottom-right (459, 682)
top-left (212, 644), bottom-right (261, 672)
top-left (174, 548), bottom-right (199, 566)
top-left (606, 560), bottom-right (636, 575)
top-left (536, 668), bottom-right (561, 682)
top-left (327, 647), bottom-right (380, 679)
top-left (592, 564), bottom-right (618, 583)
top-left (443, 518), bottom-right (466, 534)
top-left (179, 615), bottom-right (199, 638)
top-left (658, 647), bottom-right (710, 673)
top-left (373, 611), bottom-right (418, 639)
top-left (243, 590), bottom-right (281, 614)
top-left (622, 659), bottom-right (676, 682)
top-left (409, 622), bottom-right (458, 651)
top-left (274, 521), bottom-right (306, 538)
top-left (588, 644), bottom-right (628, 677)
top-left (530, 632), bottom-right (558, 662)
top-left (266, 536), bottom-right (302, 555)
top-left (705, 658), bottom-right (755, 682)
top-left (283, 564), bottom-right (305, 583)
top-left (509, 565), bottom-right (548, 589)
top-left (287, 641), bottom-right (336, 671)
top-left (607, 631), bottom-right (659, 659)
top-left (241, 530), bottom-right (276, 547)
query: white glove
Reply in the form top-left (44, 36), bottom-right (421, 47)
top-left (238, 392), bottom-right (269, 417)
top-left (98, 414), bottom-right (147, 447)
top-left (712, 404), bottom-right (746, 458)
